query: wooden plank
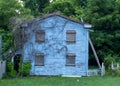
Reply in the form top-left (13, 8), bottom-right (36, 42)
top-left (89, 37), bottom-right (102, 69)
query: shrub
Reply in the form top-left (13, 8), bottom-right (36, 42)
top-left (104, 54), bottom-right (115, 69)
top-left (7, 62), bottom-right (17, 78)
top-left (6, 61), bottom-right (31, 78)
top-left (115, 70), bottom-right (120, 76)
top-left (2, 73), bottom-right (9, 79)
top-left (9, 70), bottom-right (17, 78)
top-left (106, 69), bottom-right (112, 76)
top-left (7, 62), bottom-right (13, 72)
top-left (19, 62), bottom-right (31, 77)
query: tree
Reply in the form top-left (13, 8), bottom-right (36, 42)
top-left (0, 0), bottom-right (31, 30)
top-left (0, 0), bottom-right (32, 55)
top-left (43, 1), bottom-right (75, 16)
top-left (85, 0), bottom-right (120, 62)
top-left (22, 0), bottom-right (50, 16)
top-left (71, 0), bottom-right (87, 7)
top-left (86, 0), bottom-right (116, 30)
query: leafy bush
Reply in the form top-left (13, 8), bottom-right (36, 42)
top-left (7, 62), bottom-right (13, 72)
top-left (104, 54), bottom-right (116, 69)
top-left (115, 70), bottom-right (120, 76)
top-left (2, 73), bottom-right (9, 79)
top-left (105, 69), bottom-right (112, 76)
top-left (104, 54), bottom-right (120, 76)
top-left (5, 61), bottom-right (31, 78)
top-left (9, 70), bottom-right (17, 78)
top-left (6, 62), bottom-right (17, 78)
top-left (19, 62), bottom-right (31, 77)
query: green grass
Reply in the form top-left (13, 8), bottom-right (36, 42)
top-left (0, 76), bottom-right (120, 86)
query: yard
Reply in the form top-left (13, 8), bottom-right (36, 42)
top-left (0, 76), bottom-right (120, 86)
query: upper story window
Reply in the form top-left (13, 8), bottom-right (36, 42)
top-left (35, 53), bottom-right (44, 66)
top-left (66, 53), bottom-right (76, 66)
top-left (66, 30), bottom-right (76, 43)
top-left (35, 30), bottom-right (45, 43)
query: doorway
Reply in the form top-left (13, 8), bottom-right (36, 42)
top-left (14, 54), bottom-right (21, 72)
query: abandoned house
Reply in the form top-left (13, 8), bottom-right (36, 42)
top-left (14, 13), bottom-right (92, 76)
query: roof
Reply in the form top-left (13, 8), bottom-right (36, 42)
top-left (21, 13), bottom-right (91, 28)
top-left (37, 13), bottom-right (86, 24)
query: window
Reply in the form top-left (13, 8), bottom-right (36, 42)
top-left (35, 53), bottom-right (44, 66)
top-left (66, 30), bottom-right (76, 43)
top-left (35, 30), bottom-right (45, 43)
top-left (66, 53), bottom-right (76, 66)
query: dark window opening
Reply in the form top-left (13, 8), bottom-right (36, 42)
top-left (66, 30), bottom-right (76, 43)
top-left (66, 53), bottom-right (76, 66)
top-left (35, 30), bottom-right (45, 43)
top-left (35, 53), bottom-right (44, 66)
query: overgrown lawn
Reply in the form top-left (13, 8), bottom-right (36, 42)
top-left (0, 76), bottom-right (120, 86)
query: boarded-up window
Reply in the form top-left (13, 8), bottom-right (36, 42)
top-left (35, 53), bottom-right (44, 66)
top-left (66, 30), bottom-right (76, 43)
top-left (36, 30), bottom-right (45, 43)
top-left (66, 53), bottom-right (76, 66)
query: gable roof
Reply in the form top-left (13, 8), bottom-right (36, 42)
top-left (37, 13), bottom-right (85, 24)
top-left (21, 13), bottom-right (91, 28)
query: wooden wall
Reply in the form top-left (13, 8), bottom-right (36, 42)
top-left (22, 15), bottom-right (89, 76)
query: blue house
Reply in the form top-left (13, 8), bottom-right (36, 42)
top-left (18, 13), bottom-right (91, 76)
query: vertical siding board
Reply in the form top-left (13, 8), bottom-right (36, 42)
top-left (86, 30), bottom-right (89, 76)
top-left (0, 61), bottom-right (6, 78)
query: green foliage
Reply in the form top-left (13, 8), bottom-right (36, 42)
top-left (71, 0), bottom-right (87, 7)
top-left (6, 61), bottom-right (31, 78)
top-left (106, 68), bottom-right (120, 76)
top-left (7, 62), bottom-right (13, 72)
top-left (104, 54), bottom-right (120, 76)
top-left (0, 29), bottom-right (12, 55)
top-left (104, 54), bottom-right (116, 69)
top-left (106, 69), bottom-right (112, 76)
top-left (9, 70), bottom-right (17, 78)
top-left (7, 62), bottom-right (17, 78)
top-left (86, 0), bottom-right (115, 30)
top-left (86, 0), bottom-right (120, 63)
top-left (19, 62), bottom-right (31, 77)
top-left (23, 0), bottom-right (50, 16)
top-left (43, 1), bottom-right (75, 16)
top-left (0, 0), bottom-right (20, 28)
top-left (0, 0), bottom-right (31, 29)
top-left (0, 0), bottom-right (32, 57)
top-left (115, 70), bottom-right (120, 76)
top-left (86, 0), bottom-right (120, 31)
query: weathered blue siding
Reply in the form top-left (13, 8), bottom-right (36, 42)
top-left (22, 15), bottom-right (89, 76)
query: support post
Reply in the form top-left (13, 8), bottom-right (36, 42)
top-left (101, 62), bottom-right (105, 76)
top-left (89, 37), bottom-right (102, 69)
